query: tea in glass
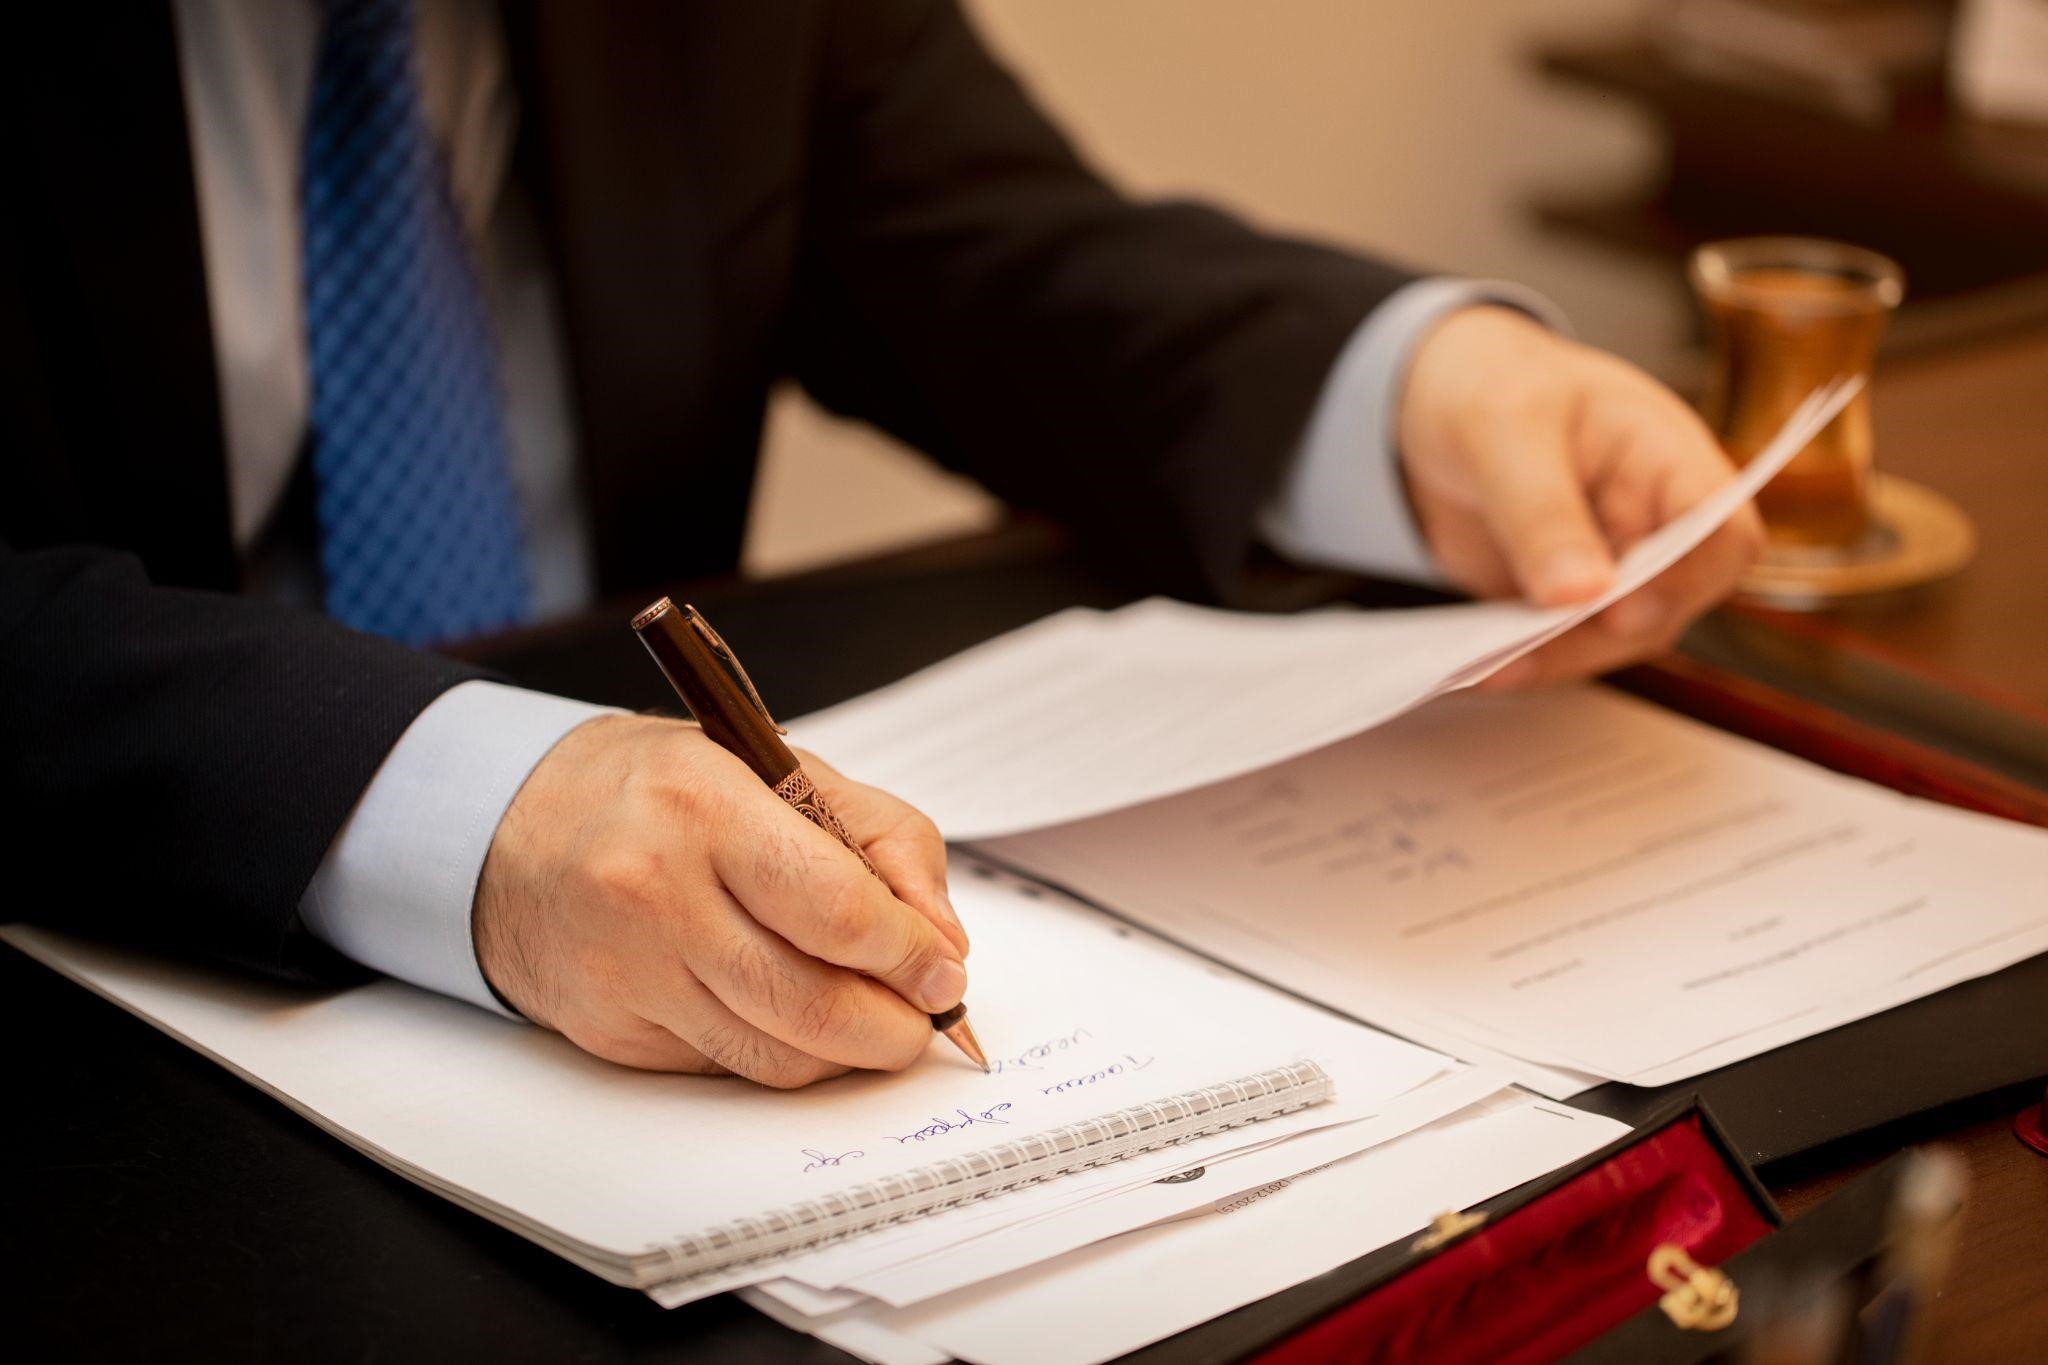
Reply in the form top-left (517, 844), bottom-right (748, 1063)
top-left (1690, 238), bottom-right (1904, 560)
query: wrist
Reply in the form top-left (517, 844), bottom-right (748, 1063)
top-left (471, 711), bottom-right (634, 1025)
top-left (1396, 304), bottom-right (1560, 474)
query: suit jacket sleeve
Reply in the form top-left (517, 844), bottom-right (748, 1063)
top-left (0, 538), bottom-right (487, 981)
top-left (788, 0), bottom-right (1417, 603)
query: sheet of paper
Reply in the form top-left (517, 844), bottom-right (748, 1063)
top-left (2, 866), bottom-right (1459, 1295)
top-left (822, 1092), bottom-right (1629, 1365)
top-left (740, 1288), bottom-right (950, 1365)
top-left (790, 382), bottom-right (1856, 840)
top-left (842, 1069), bottom-right (1512, 1306)
top-left (769, 1066), bottom-right (1499, 1299)
top-left (754, 1063), bottom-right (1440, 1297)
top-left (987, 686), bottom-right (2048, 1089)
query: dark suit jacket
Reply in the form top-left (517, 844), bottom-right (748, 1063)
top-left (0, 1), bottom-right (1412, 982)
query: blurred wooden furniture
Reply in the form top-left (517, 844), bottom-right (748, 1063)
top-left (1533, 39), bottom-right (2048, 309)
top-left (1772, 1109), bottom-right (2048, 1359)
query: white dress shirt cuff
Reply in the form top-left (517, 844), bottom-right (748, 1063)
top-left (1259, 277), bottom-right (1569, 586)
top-left (300, 680), bottom-right (619, 1016)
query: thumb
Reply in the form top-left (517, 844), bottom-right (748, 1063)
top-left (1464, 419), bottom-right (1614, 606)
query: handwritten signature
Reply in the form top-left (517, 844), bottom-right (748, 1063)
top-left (801, 1148), bottom-right (865, 1172)
top-left (988, 1026), bottom-right (1093, 1075)
top-left (1041, 1053), bottom-right (1154, 1096)
top-left (888, 1103), bottom-right (1015, 1144)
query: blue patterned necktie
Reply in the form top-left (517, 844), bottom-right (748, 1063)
top-left (300, 0), bottom-right (531, 645)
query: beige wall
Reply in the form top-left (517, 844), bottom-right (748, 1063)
top-left (742, 0), bottom-right (1672, 577)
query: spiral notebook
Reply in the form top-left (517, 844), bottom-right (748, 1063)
top-left (1, 865), bottom-right (1456, 1297)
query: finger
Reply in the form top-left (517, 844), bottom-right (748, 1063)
top-left (1464, 408), bottom-right (1615, 606)
top-left (1591, 469), bottom-right (1661, 560)
top-left (1601, 500), bottom-right (1762, 641)
top-left (1476, 612), bottom-right (1688, 690)
top-left (682, 879), bottom-right (935, 1072)
top-left (712, 789), bottom-right (968, 1015)
top-left (1414, 501), bottom-right (1520, 601)
top-left (1599, 404), bottom-right (1761, 637)
top-left (628, 952), bottom-right (858, 1088)
top-left (803, 753), bottom-right (965, 955)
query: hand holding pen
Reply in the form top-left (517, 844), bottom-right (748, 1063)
top-left (466, 608), bottom-right (974, 1086)
top-left (633, 599), bottom-right (987, 1070)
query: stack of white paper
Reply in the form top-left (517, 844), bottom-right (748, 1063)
top-left (740, 1091), bottom-right (1628, 1365)
top-left (2, 866), bottom-right (1512, 1316)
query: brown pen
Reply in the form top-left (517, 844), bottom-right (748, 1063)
top-left (631, 597), bottom-right (988, 1071)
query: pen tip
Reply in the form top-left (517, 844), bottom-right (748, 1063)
top-left (941, 1016), bottom-right (990, 1073)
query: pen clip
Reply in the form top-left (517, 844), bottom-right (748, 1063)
top-left (684, 608), bottom-right (788, 735)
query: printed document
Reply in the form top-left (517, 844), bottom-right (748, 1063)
top-left (987, 687), bottom-right (2048, 1093)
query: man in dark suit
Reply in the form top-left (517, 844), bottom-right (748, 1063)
top-left (1, 1), bottom-right (1758, 1085)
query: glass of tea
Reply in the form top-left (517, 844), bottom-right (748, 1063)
top-left (1689, 237), bottom-right (1905, 562)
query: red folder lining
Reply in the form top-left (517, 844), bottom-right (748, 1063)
top-left (1253, 1115), bottom-right (1773, 1365)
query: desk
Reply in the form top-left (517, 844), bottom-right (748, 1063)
top-left (1687, 327), bottom-right (2048, 796)
top-left (12, 524), bottom-right (2044, 1361)
top-left (1774, 1112), bottom-right (2048, 1360)
top-left (1733, 326), bottom-right (2048, 710)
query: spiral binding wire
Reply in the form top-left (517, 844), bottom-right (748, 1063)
top-left (638, 1058), bottom-right (1333, 1287)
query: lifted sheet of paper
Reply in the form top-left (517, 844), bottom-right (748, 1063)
top-left (790, 381), bottom-right (1858, 840)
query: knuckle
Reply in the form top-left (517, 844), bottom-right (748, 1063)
top-left (811, 874), bottom-right (878, 956)
top-left (632, 734), bottom-right (721, 818)
top-left (746, 822), bottom-right (808, 901)
top-left (584, 846), bottom-right (662, 911)
top-left (790, 983), bottom-right (865, 1052)
top-left (750, 1058), bottom-right (812, 1090)
top-left (723, 935), bottom-right (796, 1018)
top-left (693, 1020), bottom-right (783, 1086)
top-left (753, 1045), bottom-right (837, 1090)
top-left (888, 935), bottom-right (942, 992)
top-left (904, 810), bottom-right (944, 850)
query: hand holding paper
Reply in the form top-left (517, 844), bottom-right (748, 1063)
top-left (793, 380), bottom-right (1861, 838)
top-left (1397, 305), bottom-right (1774, 687)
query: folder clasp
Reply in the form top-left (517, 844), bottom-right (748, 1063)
top-left (1649, 1244), bottom-right (1739, 1331)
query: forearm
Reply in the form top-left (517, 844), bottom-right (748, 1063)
top-left (300, 681), bottom-right (616, 1013)
top-left (1261, 278), bottom-right (1570, 585)
top-left (0, 538), bottom-right (485, 979)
